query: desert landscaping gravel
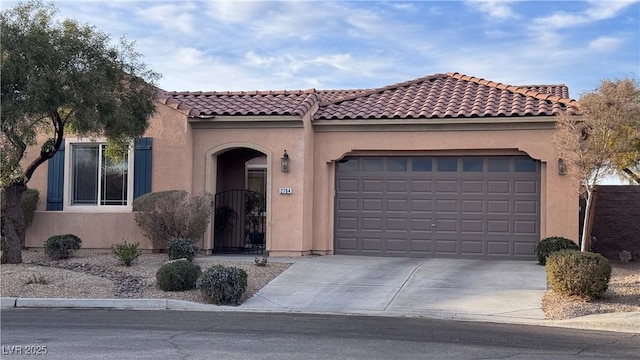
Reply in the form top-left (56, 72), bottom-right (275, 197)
top-left (2, 251), bottom-right (638, 318)
top-left (1, 250), bottom-right (291, 305)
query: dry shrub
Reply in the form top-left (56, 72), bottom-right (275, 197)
top-left (133, 190), bottom-right (211, 250)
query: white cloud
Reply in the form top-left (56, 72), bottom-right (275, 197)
top-left (141, 3), bottom-right (197, 35)
top-left (205, 1), bottom-right (267, 24)
top-left (531, 0), bottom-right (639, 31)
top-left (466, 0), bottom-right (519, 19)
top-left (588, 36), bottom-right (622, 52)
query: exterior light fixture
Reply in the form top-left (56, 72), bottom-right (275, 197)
top-left (281, 150), bottom-right (290, 173)
top-left (558, 158), bottom-right (567, 175)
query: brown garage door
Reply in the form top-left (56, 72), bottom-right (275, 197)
top-left (335, 156), bottom-right (540, 259)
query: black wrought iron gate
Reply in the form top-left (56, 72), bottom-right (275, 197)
top-left (213, 189), bottom-right (265, 254)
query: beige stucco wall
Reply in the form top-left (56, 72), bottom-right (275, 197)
top-left (24, 104), bottom-right (191, 249)
top-left (191, 122), bottom-right (308, 255)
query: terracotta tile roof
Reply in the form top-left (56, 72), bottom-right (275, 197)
top-left (157, 89), bottom-right (322, 118)
top-left (314, 72), bottom-right (578, 120)
top-left (158, 72), bottom-right (578, 120)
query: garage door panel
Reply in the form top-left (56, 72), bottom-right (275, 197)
top-left (338, 179), bottom-right (359, 192)
top-left (410, 180), bottom-right (432, 193)
top-left (338, 198), bottom-right (359, 211)
top-left (487, 220), bottom-right (510, 233)
top-left (387, 180), bottom-right (408, 192)
top-left (436, 180), bottom-right (457, 193)
top-left (411, 199), bottom-right (432, 212)
top-left (461, 219), bottom-right (483, 233)
top-left (514, 200), bottom-right (537, 214)
top-left (362, 198), bottom-right (383, 211)
top-left (435, 240), bottom-right (458, 254)
top-left (411, 218), bottom-right (433, 231)
top-left (335, 156), bottom-right (539, 259)
top-left (462, 200), bottom-right (483, 213)
top-left (514, 220), bottom-right (537, 234)
top-left (387, 199), bottom-right (408, 212)
top-left (487, 241), bottom-right (510, 255)
top-left (337, 217), bottom-right (358, 230)
top-left (460, 241), bottom-right (484, 255)
top-left (436, 199), bottom-right (458, 212)
top-left (461, 180), bottom-right (484, 194)
top-left (337, 237), bottom-right (358, 250)
top-left (362, 179), bottom-right (384, 192)
top-left (514, 242), bottom-right (536, 256)
top-left (487, 200), bottom-right (510, 213)
top-left (515, 180), bottom-right (538, 194)
top-left (387, 218), bottom-right (407, 230)
top-left (410, 240), bottom-right (432, 252)
top-left (385, 238), bottom-right (408, 252)
top-left (362, 238), bottom-right (383, 251)
top-left (488, 180), bottom-right (510, 194)
top-left (435, 219), bottom-right (457, 232)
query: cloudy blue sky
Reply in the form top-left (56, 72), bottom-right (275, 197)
top-left (5, 0), bottom-right (640, 98)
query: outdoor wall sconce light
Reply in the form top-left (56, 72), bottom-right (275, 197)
top-left (558, 158), bottom-right (567, 175)
top-left (281, 150), bottom-right (290, 173)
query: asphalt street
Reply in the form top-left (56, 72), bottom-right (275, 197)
top-left (1, 309), bottom-right (638, 359)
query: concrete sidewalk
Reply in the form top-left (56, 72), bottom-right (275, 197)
top-left (2, 255), bottom-right (638, 334)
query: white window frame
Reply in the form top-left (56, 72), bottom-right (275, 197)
top-left (63, 138), bottom-right (135, 212)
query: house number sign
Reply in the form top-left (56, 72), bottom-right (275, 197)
top-left (279, 187), bottom-right (293, 195)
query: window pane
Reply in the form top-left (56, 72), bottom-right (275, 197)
top-left (515, 158), bottom-right (537, 172)
top-left (247, 168), bottom-right (267, 196)
top-left (463, 159), bottom-right (483, 172)
top-left (362, 158), bottom-right (383, 171)
top-left (72, 145), bottom-right (99, 205)
top-left (338, 159), bottom-right (358, 172)
top-left (101, 147), bottom-right (128, 205)
top-left (488, 159), bottom-right (509, 172)
top-left (437, 158), bottom-right (457, 172)
top-left (387, 158), bottom-right (407, 171)
top-left (412, 158), bottom-right (432, 171)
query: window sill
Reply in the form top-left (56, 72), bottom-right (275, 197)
top-left (61, 205), bottom-right (133, 213)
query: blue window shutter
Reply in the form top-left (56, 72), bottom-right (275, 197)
top-left (46, 141), bottom-right (65, 211)
top-left (134, 137), bottom-right (153, 199)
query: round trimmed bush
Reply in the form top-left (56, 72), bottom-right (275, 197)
top-left (546, 250), bottom-right (611, 300)
top-left (156, 259), bottom-right (201, 291)
top-left (535, 236), bottom-right (579, 265)
top-left (197, 265), bottom-right (248, 306)
top-left (167, 237), bottom-right (199, 261)
top-left (44, 234), bottom-right (82, 260)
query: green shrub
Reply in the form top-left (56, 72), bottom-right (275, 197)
top-left (44, 234), bottom-right (82, 260)
top-left (132, 190), bottom-right (212, 250)
top-left (535, 236), bottom-right (580, 265)
top-left (546, 250), bottom-right (612, 300)
top-left (111, 240), bottom-right (141, 266)
top-left (21, 188), bottom-right (40, 229)
top-left (197, 265), bottom-right (248, 306)
top-left (168, 237), bottom-right (199, 261)
top-left (156, 259), bottom-right (201, 291)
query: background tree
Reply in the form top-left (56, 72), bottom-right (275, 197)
top-left (553, 77), bottom-right (640, 252)
top-left (1, 1), bottom-right (159, 263)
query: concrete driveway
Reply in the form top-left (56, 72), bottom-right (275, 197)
top-left (241, 256), bottom-right (548, 322)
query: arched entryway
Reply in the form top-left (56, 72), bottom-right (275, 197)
top-left (208, 146), bottom-right (270, 254)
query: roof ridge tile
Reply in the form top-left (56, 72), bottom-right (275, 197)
top-left (447, 72), bottom-right (578, 109)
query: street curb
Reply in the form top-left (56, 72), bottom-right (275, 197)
top-left (2, 297), bottom-right (637, 334)
top-left (1, 297), bottom-right (17, 308)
